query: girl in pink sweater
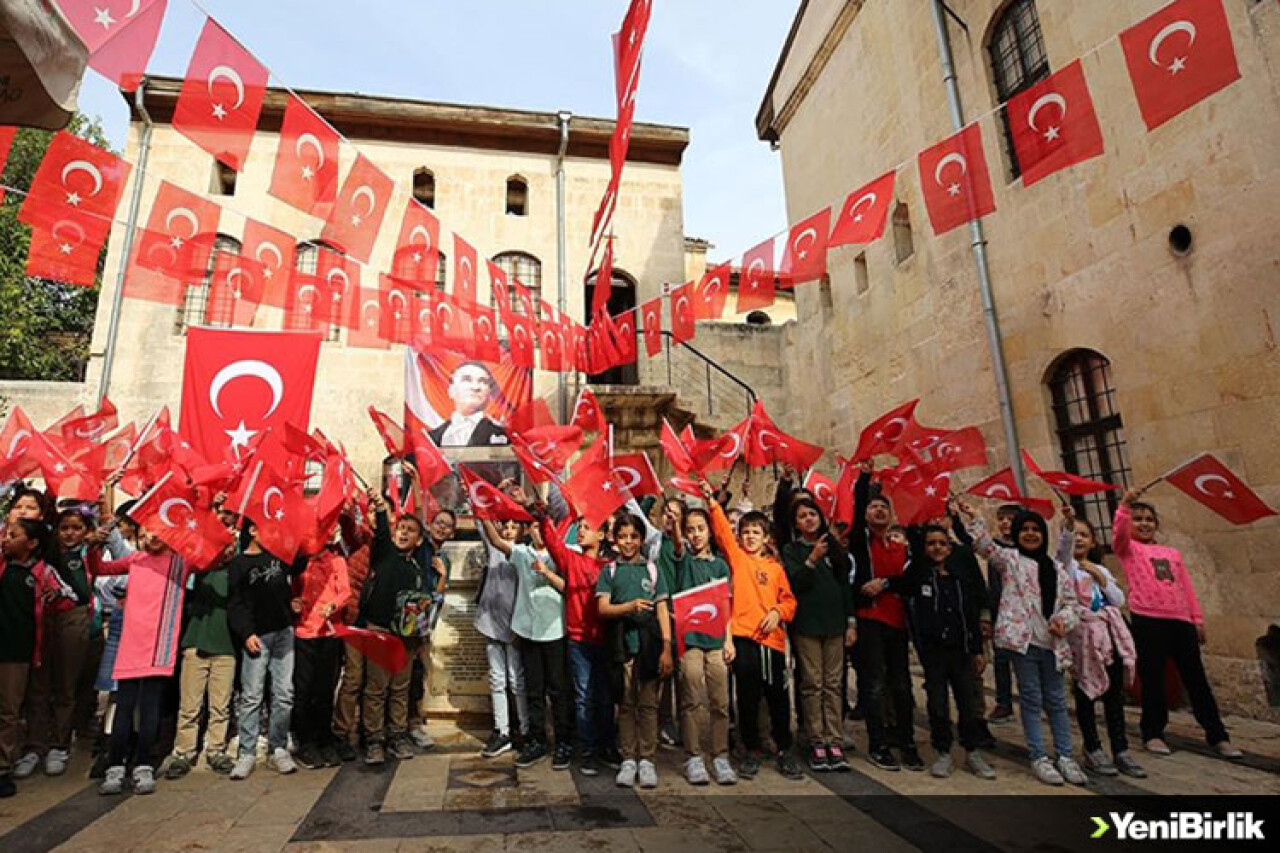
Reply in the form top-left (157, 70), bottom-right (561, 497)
top-left (1113, 490), bottom-right (1240, 759)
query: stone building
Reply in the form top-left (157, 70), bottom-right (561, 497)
top-left (756, 0), bottom-right (1280, 716)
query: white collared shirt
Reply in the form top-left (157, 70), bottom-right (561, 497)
top-left (441, 411), bottom-right (483, 446)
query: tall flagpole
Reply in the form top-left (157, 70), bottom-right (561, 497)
top-left (555, 110), bottom-right (572, 424)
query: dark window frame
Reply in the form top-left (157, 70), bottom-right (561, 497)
top-left (987, 0), bottom-right (1050, 180)
top-left (174, 234), bottom-right (241, 335)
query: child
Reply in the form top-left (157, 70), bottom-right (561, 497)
top-left (596, 514), bottom-right (673, 789)
top-left (701, 479), bottom-right (803, 781)
top-left (986, 504), bottom-right (1021, 724)
top-left (900, 513), bottom-right (996, 780)
top-left (672, 507), bottom-right (736, 786)
top-left (474, 502), bottom-right (529, 762)
top-left (481, 502), bottom-right (569, 770)
top-left (408, 507), bottom-right (456, 751)
top-left (1065, 513), bottom-right (1143, 778)
top-left (226, 522), bottom-right (308, 779)
top-left (0, 519), bottom-right (58, 798)
top-left (1113, 490), bottom-right (1241, 759)
top-left (655, 498), bottom-right (685, 752)
top-left (94, 531), bottom-right (201, 795)
top-left (851, 464), bottom-right (921, 771)
top-left (781, 499), bottom-right (857, 773)
top-left (961, 501), bottom-right (1085, 787)
top-left (292, 536), bottom-right (353, 770)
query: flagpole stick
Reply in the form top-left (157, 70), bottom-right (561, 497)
top-left (110, 408), bottom-right (163, 481)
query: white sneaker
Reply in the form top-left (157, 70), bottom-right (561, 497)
top-left (684, 756), bottom-right (710, 786)
top-left (229, 754), bottom-right (256, 780)
top-left (13, 752), bottom-right (39, 779)
top-left (268, 747), bottom-right (298, 774)
top-left (131, 765), bottom-right (156, 794)
top-left (637, 759), bottom-right (658, 789)
top-left (966, 750), bottom-right (996, 780)
top-left (711, 755), bottom-right (738, 785)
top-left (99, 765), bottom-right (126, 795)
top-left (1031, 757), bottom-right (1064, 786)
top-left (44, 748), bottom-right (69, 776)
top-left (1056, 755), bottom-right (1088, 786)
top-left (930, 753), bottom-right (955, 778)
top-left (615, 759), bottom-right (638, 788)
top-left (410, 726), bottom-right (436, 751)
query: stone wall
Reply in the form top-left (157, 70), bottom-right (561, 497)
top-left (0, 381), bottom-right (88, 426)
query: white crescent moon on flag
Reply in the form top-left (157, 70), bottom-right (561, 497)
top-left (361, 298), bottom-right (379, 326)
top-left (226, 268), bottom-right (248, 294)
top-left (387, 289), bottom-right (407, 312)
top-left (460, 256), bottom-right (474, 283)
top-left (125, 0), bottom-right (142, 18)
top-left (746, 258), bottom-right (766, 281)
top-left (984, 484), bottom-right (1013, 498)
top-left (758, 430), bottom-right (783, 452)
top-left (6, 429), bottom-right (31, 456)
top-left (849, 192), bottom-right (877, 218)
top-left (436, 301), bottom-right (454, 327)
top-left (477, 316), bottom-right (493, 338)
top-left (1193, 473), bottom-right (1231, 497)
top-left (418, 305), bottom-right (432, 327)
top-left (1027, 93), bottom-right (1067, 132)
top-left (254, 241), bottom-right (283, 269)
top-left (793, 228), bottom-right (818, 256)
top-left (676, 295), bottom-right (690, 320)
top-left (145, 242), bottom-right (178, 268)
top-left (614, 466), bottom-right (642, 492)
top-left (814, 482), bottom-right (833, 502)
top-left (883, 417), bottom-right (908, 441)
top-left (158, 498), bottom-right (192, 527)
top-left (61, 160), bottom-right (104, 196)
top-left (934, 152), bottom-right (968, 187)
top-left (719, 431), bottom-right (742, 460)
top-left (514, 325), bottom-right (530, 345)
top-left (297, 284), bottom-right (318, 309)
top-left (351, 185), bottom-right (377, 217)
top-left (207, 65), bottom-right (247, 110)
top-left (688, 603), bottom-right (717, 621)
top-left (1149, 20), bottom-right (1196, 67)
top-left (263, 486), bottom-right (284, 518)
top-left (165, 206), bottom-right (199, 238)
top-left (469, 481), bottom-right (496, 509)
top-left (209, 359), bottom-right (284, 419)
top-left (294, 132), bottom-right (325, 168)
top-left (408, 225), bottom-right (432, 248)
top-left (326, 268), bottom-right (350, 292)
top-left (52, 219), bottom-right (86, 247)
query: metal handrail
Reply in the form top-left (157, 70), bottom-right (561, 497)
top-left (660, 330), bottom-right (757, 420)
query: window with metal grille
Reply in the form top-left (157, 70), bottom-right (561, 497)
top-left (987, 0), bottom-right (1049, 179)
top-left (294, 240), bottom-right (344, 342)
top-left (490, 251), bottom-right (542, 312)
top-left (174, 234), bottom-right (240, 335)
top-left (1048, 349), bottom-right (1132, 545)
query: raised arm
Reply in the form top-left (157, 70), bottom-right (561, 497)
top-left (480, 518), bottom-right (514, 558)
top-left (1112, 495), bottom-right (1135, 558)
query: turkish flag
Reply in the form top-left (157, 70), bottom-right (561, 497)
top-left (1022, 450), bottom-right (1119, 496)
top-left (134, 180), bottom-right (221, 280)
top-left (1164, 453), bottom-right (1277, 525)
top-left (368, 406), bottom-right (407, 456)
top-left (743, 400), bottom-right (824, 470)
top-left (452, 234), bottom-right (478, 304)
top-left (317, 248), bottom-right (359, 328)
top-left (205, 253), bottom-right (265, 327)
top-left (73, 423), bottom-right (138, 481)
top-left (129, 472), bottom-right (232, 568)
top-left (1007, 60), bottom-right (1105, 187)
top-left (591, 238), bottom-right (615, 318)
top-left (897, 419), bottom-right (950, 457)
top-left (26, 224), bottom-right (100, 286)
top-left (833, 456), bottom-right (857, 528)
top-left (612, 451), bottom-right (661, 498)
top-left (55, 397), bottom-right (118, 447)
top-left (20, 131), bottom-right (131, 243)
top-left (1120, 0), bottom-right (1240, 132)
top-left (488, 261), bottom-right (511, 314)
top-left (510, 426), bottom-right (578, 484)
top-left (641, 297), bottom-right (663, 356)
top-left (378, 274), bottom-right (415, 344)
top-left (471, 306), bottom-right (503, 363)
top-left (611, 309), bottom-right (639, 366)
top-left (672, 577), bottom-right (729, 655)
top-left (852, 398), bottom-right (920, 462)
top-left (571, 389), bottom-right (607, 435)
top-left (660, 418), bottom-right (696, 476)
top-left (407, 428), bottom-right (453, 490)
top-left (669, 281), bottom-right (696, 344)
top-left (229, 459), bottom-right (314, 562)
top-left (779, 207), bottom-right (831, 287)
top-left (269, 95), bottom-right (340, 214)
top-left (333, 625), bottom-right (408, 675)
top-left (691, 420), bottom-right (748, 474)
top-left (179, 328), bottom-right (321, 463)
top-left (429, 291), bottom-right (472, 353)
top-left (322, 154), bottom-right (394, 263)
top-left (12, 422), bottom-right (101, 500)
top-left (693, 262), bottom-right (732, 321)
top-left (241, 218), bottom-right (296, 308)
top-left (802, 470), bottom-right (840, 521)
top-left (505, 308), bottom-right (536, 369)
top-left (0, 406), bottom-right (41, 480)
top-left (283, 269), bottom-right (332, 332)
top-left (57, 0), bottom-right (167, 91)
top-left (829, 171), bottom-right (896, 247)
top-left (538, 307), bottom-right (565, 372)
top-left (172, 19), bottom-right (268, 171)
top-left (564, 441), bottom-right (631, 529)
top-left (737, 237), bottom-right (776, 313)
top-left (886, 469), bottom-right (953, 526)
top-left (614, 0), bottom-right (651, 102)
top-left (458, 466), bottom-right (533, 522)
top-left (965, 467), bottom-right (1055, 518)
top-left (929, 426), bottom-right (989, 471)
top-left (918, 123), bottom-right (996, 235)
top-left (392, 200), bottom-right (441, 288)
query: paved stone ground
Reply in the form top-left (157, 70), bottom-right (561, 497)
top-left (2, 689), bottom-right (1278, 853)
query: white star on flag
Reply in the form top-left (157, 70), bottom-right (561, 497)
top-left (947, 183), bottom-right (961, 197)
top-left (65, 191), bottom-right (82, 207)
top-left (1044, 126), bottom-right (1060, 141)
top-left (59, 243), bottom-right (74, 255)
top-left (225, 420), bottom-right (257, 453)
top-left (170, 235), bottom-right (185, 249)
top-left (1169, 57), bottom-right (1187, 74)
top-left (94, 8), bottom-right (116, 29)
top-left (212, 103), bottom-right (228, 120)
top-left (301, 165), bottom-right (314, 181)
top-left (351, 214), bottom-right (363, 227)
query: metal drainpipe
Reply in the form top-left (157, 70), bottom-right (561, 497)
top-left (97, 79), bottom-right (154, 405)
top-left (929, 2), bottom-right (1026, 491)
top-left (555, 111), bottom-right (572, 424)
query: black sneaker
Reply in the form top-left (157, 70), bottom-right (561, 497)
top-left (899, 746), bottom-right (925, 772)
top-left (320, 743), bottom-right (341, 767)
top-left (738, 752), bottom-right (762, 779)
top-left (552, 743), bottom-right (572, 771)
top-left (295, 744), bottom-right (323, 770)
top-left (777, 751), bottom-right (805, 780)
top-left (364, 742), bottom-right (386, 766)
top-left (0, 773), bottom-right (15, 798)
top-left (389, 737), bottom-right (416, 761)
top-left (600, 745), bottom-right (624, 769)
top-left (808, 742), bottom-right (830, 772)
top-left (868, 746), bottom-right (900, 771)
top-left (579, 752), bottom-right (600, 777)
top-left (336, 740), bottom-right (357, 763)
top-left (848, 704), bottom-right (866, 722)
top-left (515, 740), bottom-right (548, 768)
top-left (481, 730), bottom-right (512, 758)
top-left (165, 753), bottom-right (193, 779)
top-left (89, 750), bottom-right (110, 779)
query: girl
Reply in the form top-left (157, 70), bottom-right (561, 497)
top-left (781, 499), bottom-right (856, 773)
top-left (961, 501), bottom-right (1085, 787)
top-left (0, 519), bottom-right (58, 798)
top-left (1113, 490), bottom-right (1240, 759)
top-left (672, 507), bottom-right (736, 786)
top-left (1066, 514), bottom-right (1143, 778)
top-left (596, 514), bottom-right (673, 789)
top-left (474, 506), bottom-right (529, 761)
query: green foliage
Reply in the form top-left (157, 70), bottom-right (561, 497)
top-left (0, 114), bottom-right (113, 381)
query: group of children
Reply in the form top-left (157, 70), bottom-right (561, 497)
top-left (0, 453), bottom-right (1246, 798)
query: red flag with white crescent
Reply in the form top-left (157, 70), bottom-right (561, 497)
top-left (1007, 60), bottom-right (1105, 187)
top-left (611, 451), bottom-right (661, 497)
top-left (242, 218), bottom-right (297, 308)
top-left (965, 467), bottom-right (1055, 518)
top-left (917, 123), bottom-right (996, 236)
top-left (802, 470), bottom-right (839, 521)
top-left (458, 465), bottom-right (533, 522)
top-left (779, 207), bottom-right (831, 287)
top-left (852, 399), bottom-right (920, 462)
top-left (693, 262), bottom-right (731, 321)
top-left (1022, 450), bottom-right (1119, 496)
top-left (128, 472), bottom-right (232, 568)
top-left (829, 171), bottom-right (896, 247)
top-left (669, 281), bottom-right (696, 344)
top-left (641, 297), bottom-right (663, 357)
top-left (452, 234), bottom-right (478, 305)
top-left (1163, 453), bottom-right (1277, 525)
top-left (133, 180), bottom-right (221, 281)
top-left (57, 0), bottom-right (168, 92)
top-left (172, 19), bottom-right (268, 172)
top-left (322, 154), bottom-right (394, 263)
top-left (737, 237), bottom-right (777, 314)
top-left (269, 95), bottom-right (341, 215)
top-left (19, 131), bottom-right (131, 244)
top-left (672, 577), bottom-right (730, 656)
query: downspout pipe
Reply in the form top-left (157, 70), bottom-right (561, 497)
top-left (97, 79), bottom-right (154, 404)
top-left (554, 110), bottom-right (572, 424)
top-left (929, 2), bottom-right (1026, 492)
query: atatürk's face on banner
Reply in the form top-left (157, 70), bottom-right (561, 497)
top-left (448, 363), bottom-right (495, 417)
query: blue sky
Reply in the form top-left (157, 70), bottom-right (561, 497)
top-left (77, 0), bottom-right (801, 262)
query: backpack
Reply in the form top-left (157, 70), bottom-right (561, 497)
top-left (389, 555), bottom-right (432, 638)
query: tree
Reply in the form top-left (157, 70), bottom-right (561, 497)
top-left (0, 114), bottom-right (113, 381)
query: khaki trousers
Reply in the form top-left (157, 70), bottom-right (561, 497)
top-left (174, 648), bottom-right (235, 756)
top-left (363, 653), bottom-right (412, 743)
top-left (333, 641), bottom-right (365, 744)
top-left (25, 605), bottom-right (91, 753)
top-left (409, 638), bottom-right (433, 729)
top-left (618, 658), bottom-right (659, 761)
top-left (678, 647), bottom-right (729, 759)
top-left (0, 662), bottom-right (31, 772)
top-left (796, 634), bottom-right (845, 744)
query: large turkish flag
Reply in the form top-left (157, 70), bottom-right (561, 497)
top-left (1164, 453), bottom-right (1277, 525)
top-left (917, 123), bottom-right (996, 235)
top-left (172, 19), bottom-right (269, 172)
top-left (1007, 60), bottom-right (1105, 187)
top-left (179, 328), bottom-right (321, 462)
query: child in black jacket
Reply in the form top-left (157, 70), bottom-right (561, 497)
top-left (900, 514), bottom-right (996, 781)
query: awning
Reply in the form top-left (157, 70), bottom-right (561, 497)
top-left (0, 0), bottom-right (87, 130)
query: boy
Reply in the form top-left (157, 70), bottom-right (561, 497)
top-left (701, 480), bottom-right (803, 780)
top-left (408, 508), bottom-right (455, 751)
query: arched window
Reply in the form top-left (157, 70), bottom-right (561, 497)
top-left (412, 167), bottom-right (435, 208)
top-left (892, 201), bottom-right (914, 263)
top-left (175, 234), bottom-right (240, 335)
top-left (491, 251), bottom-right (542, 310)
top-left (505, 175), bottom-right (528, 216)
top-left (987, 0), bottom-right (1049, 179)
top-left (294, 240), bottom-right (345, 341)
top-left (1047, 349), bottom-right (1132, 544)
